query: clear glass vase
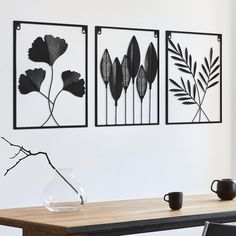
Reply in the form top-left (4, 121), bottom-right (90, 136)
top-left (42, 168), bottom-right (87, 212)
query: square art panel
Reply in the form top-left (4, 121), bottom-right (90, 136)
top-left (13, 21), bottom-right (88, 129)
top-left (95, 26), bottom-right (159, 127)
top-left (166, 31), bottom-right (222, 125)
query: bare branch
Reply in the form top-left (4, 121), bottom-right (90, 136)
top-left (10, 147), bottom-right (23, 159)
top-left (2, 137), bottom-right (21, 149)
top-left (2, 137), bottom-right (85, 205)
top-left (4, 154), bottom-right (29, 176)
top-left (1, 137), bottom-right (29, 156)
top-left (1, 137), bottom-right (12, 145)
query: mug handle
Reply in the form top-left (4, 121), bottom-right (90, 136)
top-left (164, 194), bottom-right (169, 202)
top-left (211, 180), bottom-right (219, 193)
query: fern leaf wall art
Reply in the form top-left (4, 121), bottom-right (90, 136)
top-left (95, 26), bottom-right (159, 127)
top-left (166, 31), bottom-right (222, 124)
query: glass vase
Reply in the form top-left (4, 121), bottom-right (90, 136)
top-left (42, 168), bottom-right (87, 212)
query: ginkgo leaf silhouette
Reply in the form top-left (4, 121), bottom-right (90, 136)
top-left (62, 70), bottom-right (85, 97)
top-left (28, 35), bottom-right (68, 66)
top-left (18, 68), bottom-right (46, 94)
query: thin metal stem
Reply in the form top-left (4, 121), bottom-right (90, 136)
top-left (47, 66), bottom-right (60, 126)
top-left (141, 101), bottom-right (143, 124)
top-left (125, 92), bottom-right (127, 124)
top-left (149, 89), bottom-right (151, 123)
top-left (106, 85), bottom-right (108, 125)
top-left (133, 82), bottom-right (135, 124)
top-left (41, 90), bottom-right (63, 127)
top-left (115, 106), bottom-right (117, 125)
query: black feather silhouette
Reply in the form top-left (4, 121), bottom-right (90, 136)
top-left (121, 55), bottom-right (131, 124)
top-left (122, 55), bottom-right (131, 91)
top-left (145, 42), bottom-right (158, 89)
top-left (110, 58), bottom-right (123, 124)
top-left (145, 42), bottom-right (158, 123)
top-left (137, 66), bottom-right (147, 101)
top-left (127, 35), bottom-right (140, 123)
top-left (100, 49), bottom-right (112, 86)
top-left (136, 66), bottom-right (147, 123)
top-left (127, 36), bottom-right (140, 80)
top-left (100, 49), bottom-right (112, 124)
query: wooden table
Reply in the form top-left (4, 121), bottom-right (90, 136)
top-left (1, 194), bottom-right (236, 236)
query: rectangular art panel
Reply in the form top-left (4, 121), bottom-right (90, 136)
top-left (95, 26), bottom-right (159, 127)
top-left (13, 21), bottom-right (88, 129)
top-left (166, 31), bottom-right (222, 125)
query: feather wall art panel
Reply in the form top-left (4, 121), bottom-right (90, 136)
top-left (95, 26), bottom-right (159, 127)
top-left (166, 31), bottom-right (222, 125)
top-left (13, 21), bottom-right (88, 129)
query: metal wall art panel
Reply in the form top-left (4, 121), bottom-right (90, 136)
top-left (95, 26), bottom-right (159, 127)
top-left (166, 31), bottom-right (222, 125)
top-left (13, 21), bottom-right (88, 129)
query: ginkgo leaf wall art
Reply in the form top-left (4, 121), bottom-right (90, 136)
top-left (13, 21), bottom-right (88, 129)
top-left (166, 31), bottom-right (222, 124)
top-left (95, 26), bottom-right (159, 127)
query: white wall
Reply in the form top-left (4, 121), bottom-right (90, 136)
top-left (0, 0), bottom-right (233, 235)
top-left (231, 1), bottom-right (236, 179)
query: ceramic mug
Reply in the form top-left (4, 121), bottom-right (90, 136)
top-left (211, 179), bottom-right (236, 200)
top-left (164, 192), bottom-right (183, 210)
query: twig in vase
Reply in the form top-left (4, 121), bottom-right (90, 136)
top-left (1, 137), bottom-right (85, 205)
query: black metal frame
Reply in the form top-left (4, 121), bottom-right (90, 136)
top-left (166, 30), bottom-right (222, 125)
top-left (13, 20), bottom-right (88, 129)
top-left (95, 26), bottom-right (160, 127)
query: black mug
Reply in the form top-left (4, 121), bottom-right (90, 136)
top-left (164, 192), bottom-right (183, 210)
top-left (211, 179), bottom-right (236, 200)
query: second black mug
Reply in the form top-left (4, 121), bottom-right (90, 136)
top-left (211, 179), bottom-right (236, 200)
top-left (164, 192), bottom-right (183, 210)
